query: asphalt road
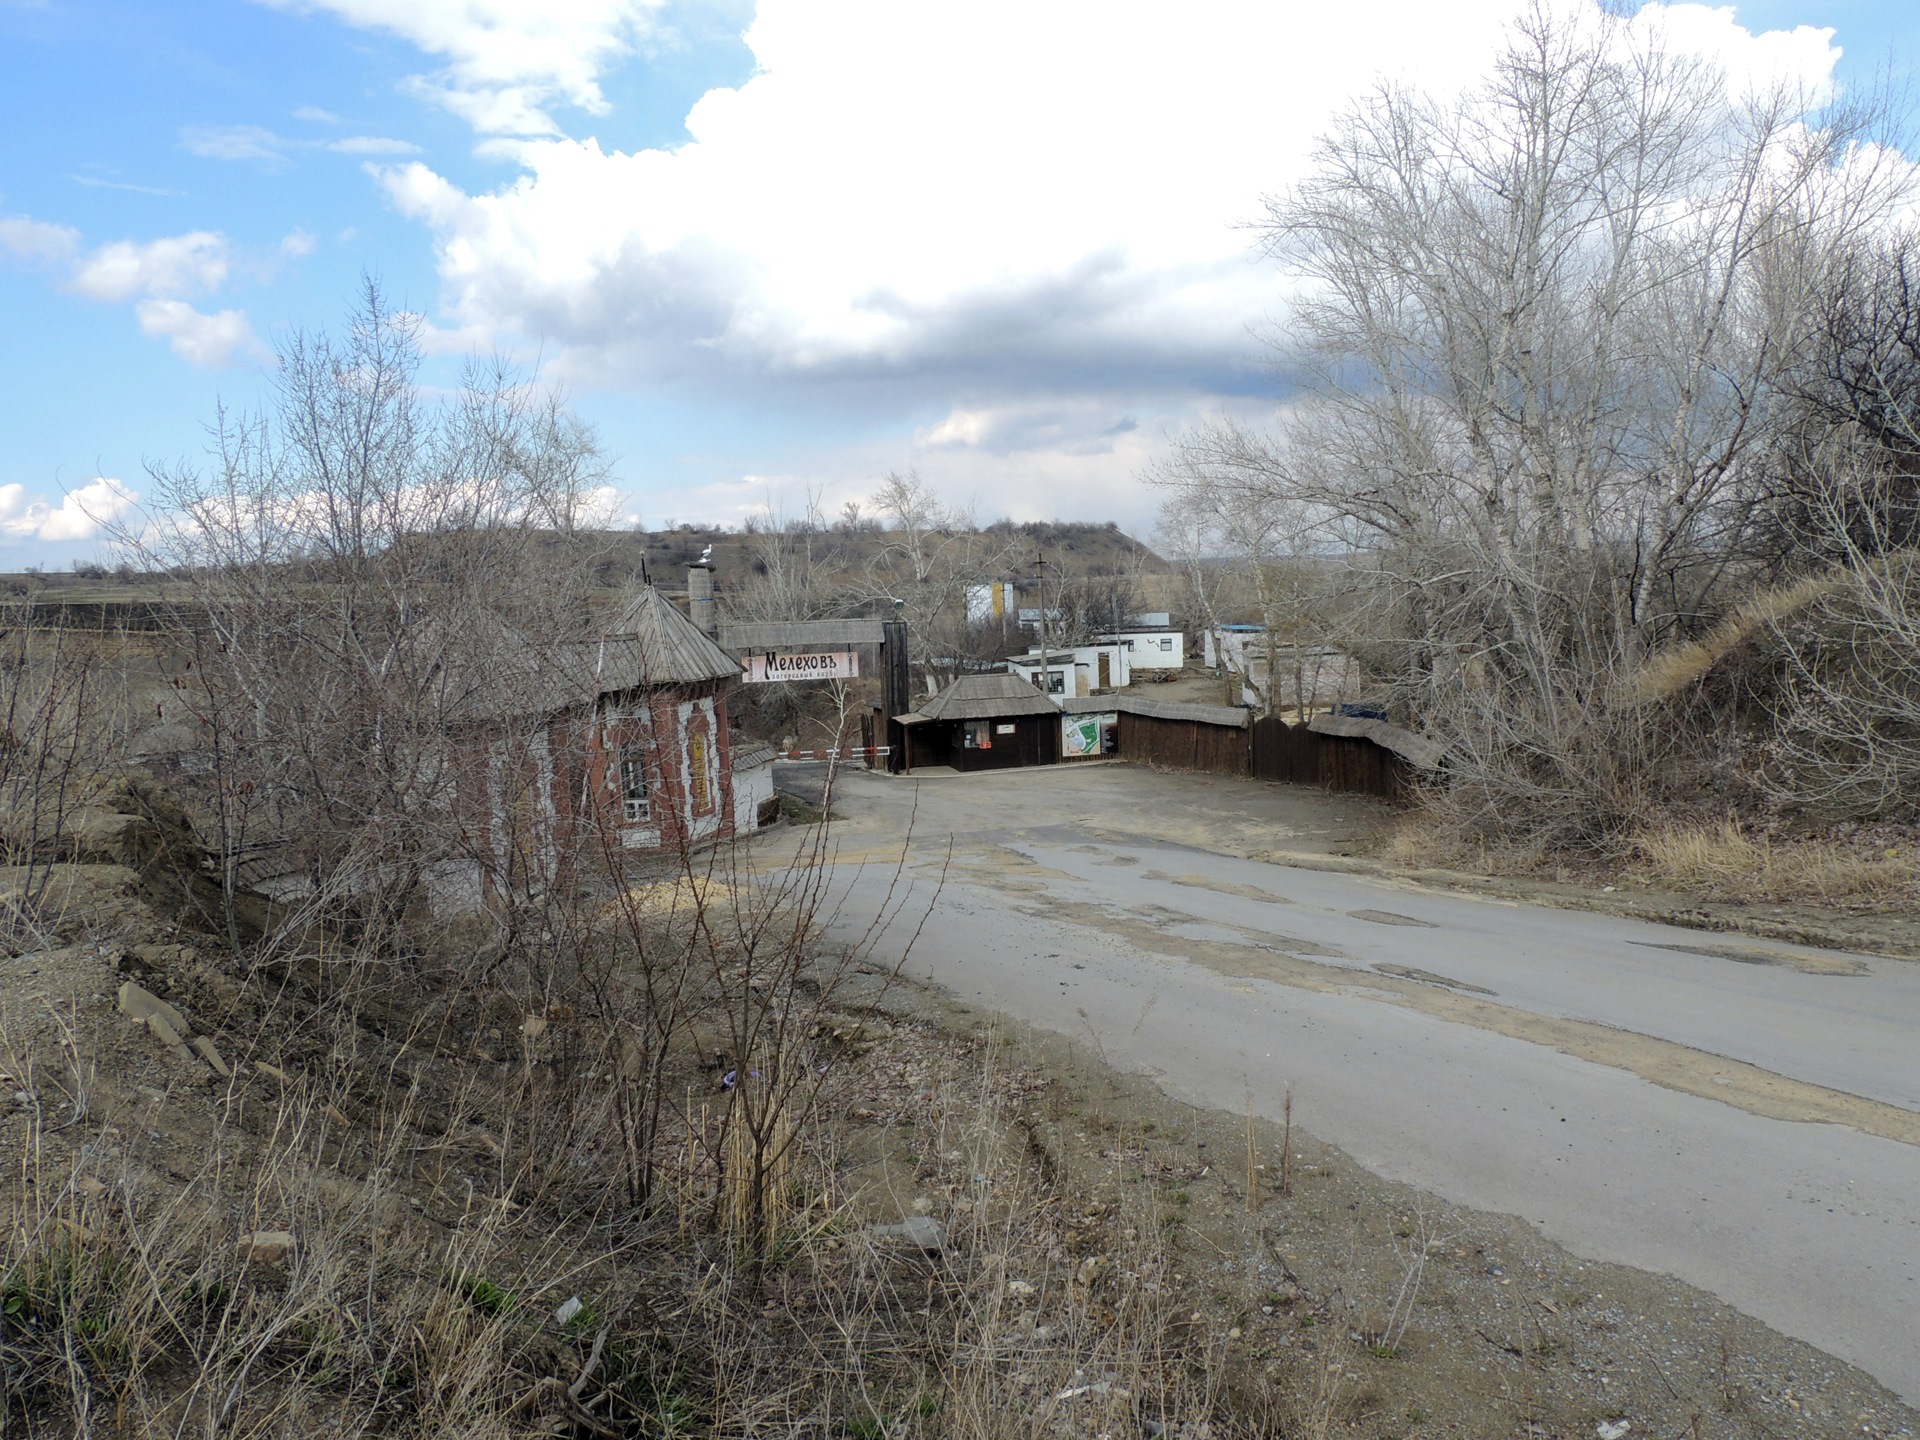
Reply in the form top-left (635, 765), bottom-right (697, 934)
top-left (771, 760), bottom-right (1920, 1403)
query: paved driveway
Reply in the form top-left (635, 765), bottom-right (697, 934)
top-left (769, 761), bottom-right (1920, 1402)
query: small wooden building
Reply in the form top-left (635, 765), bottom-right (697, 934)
top-left (895, 673), bottom-right (1061, 772)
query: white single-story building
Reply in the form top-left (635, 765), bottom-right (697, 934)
top-left (1203, 625), bottom-right (1354, 712)
top-left (1097, 629), bottom-right (1185, 671)
top-left (1202, 623), bottom-right (1267, 671)
top-left (1004, 642), bottom-right (1131, 698)
top-left (732, 740), bottom-right (778, 833)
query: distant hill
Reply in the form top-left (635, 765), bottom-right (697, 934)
top-left (0, 520), bottom-right (1167, 616)
top-left (608, 520), bottom-right (1166, 594)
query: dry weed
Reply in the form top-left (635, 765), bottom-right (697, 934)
top-left (1633, 820), bottom-right (1920, 906)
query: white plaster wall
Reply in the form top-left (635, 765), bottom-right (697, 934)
top-left (1105, 631), bottom-right (1184, 669)
top-left (735, 761), bottom-right (776, 832)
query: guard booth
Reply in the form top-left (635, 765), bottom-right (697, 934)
top-left (894, 673), bottom-right (1062, 772)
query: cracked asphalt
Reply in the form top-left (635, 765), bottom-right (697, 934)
top-left (767, 760), bottom-right (1920, 1403)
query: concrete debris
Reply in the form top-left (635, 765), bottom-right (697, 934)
top-left (190, 1036), bottom-right (232, 1078)
top-left (1058, 1379), bottom-right (1122, 1400)
top-left (238, 1230), bottom-right (296, 1265)
top-left (144, 1009), bottom-right (199, 1066)
top-left (870, 1215), bottom-right (947, 1253)
top-left (117, 980), bottom-right (187, 1037)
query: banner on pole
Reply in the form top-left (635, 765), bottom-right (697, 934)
top-left (744, 650), bottom-right (861, 683)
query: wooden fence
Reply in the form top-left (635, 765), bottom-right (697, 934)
top-left (1115, 710), bottom-right (1252, 776)
top-left (1080, 698), bottom-right (1414, 800)
top-left (1250, 715), bottom-right (1410, 799)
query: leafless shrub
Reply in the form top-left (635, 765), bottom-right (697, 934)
top-left (1761, 486), bottom-right (1920, 818)
top-left (121, 280), bottom-right (611, 956)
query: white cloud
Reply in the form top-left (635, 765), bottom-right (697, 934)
top-left (182, 122), bottom-right (424, 166)
top-left (328, 135), bottom-right (423, 155)
top-left (0, 214), bottom-right (80, 266)
top-left (69, 230), bottom-right (230, 302)
top-left (2, 212), bottom-right (269, 369)
top-left (182, 123), bottom-right (291, 166)
top-left (282, 228), bottom-right (317, 258)
top-left (375, 0), bottom-right (1847, 407)
top-left (254, 0), bottom-right (669, 136)
top-left (293, 104), bottom-right (340, 123)
top-left (0, 477), bottom-right (139, 543)
top-left (134, 300), bottom-right (267, 368)
top-left (68, 174), bottom-right (185, 197)
top-left (578, 484), bottom-right (625, 527)
top-left (312, 0), bottom-right (1863, 523)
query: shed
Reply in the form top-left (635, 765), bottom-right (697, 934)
top-left (895, 673), bottom-right (1062, 772)
top-left (731, 740), bottom-right (779, 833)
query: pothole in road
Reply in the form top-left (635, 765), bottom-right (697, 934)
top-left (1627, 940), bottom-right (1868, 975)
top-left (1372, 963), bottom-right (1497, 995)
top-left (1348, 908), bottom-right (1437, 927)
top-left (1145, 869), bottom-right (1293, 903)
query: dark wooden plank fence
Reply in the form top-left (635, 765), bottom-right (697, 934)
top-left (1251, 714), bottom-right (1408, 799)
top-left (1115, 711), bottom-right (1251, 776)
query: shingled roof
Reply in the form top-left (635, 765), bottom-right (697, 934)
top-left (899, 672), bottom-right (1061, 724)
top-left (596, 586), bottom-right (743, 688)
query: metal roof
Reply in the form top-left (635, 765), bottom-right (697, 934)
top-left (911, 672), bottom-right (1062, 722)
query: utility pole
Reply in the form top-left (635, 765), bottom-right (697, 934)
top-left (1033, 552), bottom-right (1052, 701)
top-left (882, 607), bottom-right (909, 774)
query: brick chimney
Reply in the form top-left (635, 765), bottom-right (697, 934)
top-left (687, 560), bottom-right (716, 636)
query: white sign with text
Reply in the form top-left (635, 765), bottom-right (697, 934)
top-left (744, 650), bottom-right (861, 683)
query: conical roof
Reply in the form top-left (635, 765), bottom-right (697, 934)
top-left (596, 585), bottom-right (743, 687)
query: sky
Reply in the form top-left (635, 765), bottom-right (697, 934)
top-left (2, 0), bottom-right (1917, 564)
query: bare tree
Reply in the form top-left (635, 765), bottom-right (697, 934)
top-left (861, 471), bottom-right (1023, 684)
top-left (1157, 3), bottom-right (1909, 843)
top-left (127, 280), bottom-right (611, 945)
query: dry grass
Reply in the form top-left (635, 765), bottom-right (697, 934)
top-left (1632, 820), bottom-right (1920, 907)
top-left (1, 802), bottom-right (1299, 1440)
top-left (1627, 574), bottom-right (1839, 703)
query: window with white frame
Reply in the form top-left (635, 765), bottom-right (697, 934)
top-left (618, 744), bottom-right (650, 822)
top-left (1159, 637), bottom-right (1173, 651)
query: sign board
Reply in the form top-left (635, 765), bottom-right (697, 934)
top-left (995, 723), bottom-right (1016, 734)
top-left (744, 649), bottom-right (861, 684)
top-left (1062, 711), bottom-right (1118, 759)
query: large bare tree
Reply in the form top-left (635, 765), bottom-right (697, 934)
top-left (1157, 3), bottom-right (1909, 843)
top-left (132, 281), bottom-right (611, 942)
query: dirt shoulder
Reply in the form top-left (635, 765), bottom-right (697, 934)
top-left (862, 969), bottom-right (1920, 1440)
